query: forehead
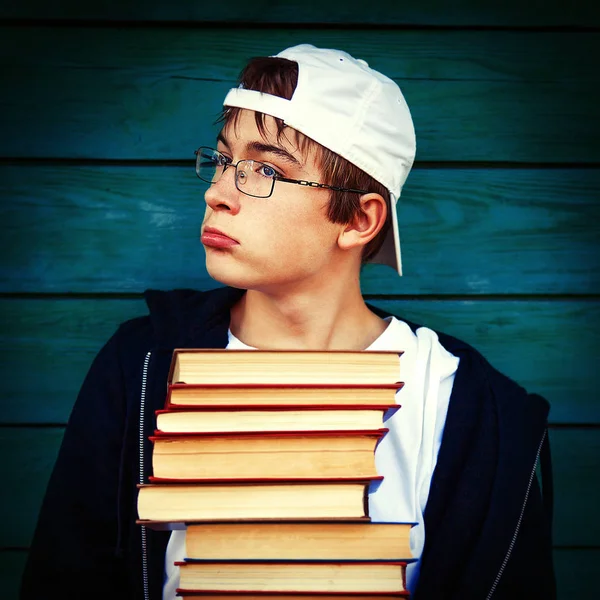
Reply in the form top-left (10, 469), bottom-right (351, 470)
top-left (220, 109), bottom-right (320, 169)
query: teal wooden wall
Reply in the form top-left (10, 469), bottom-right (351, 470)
top-left (1, 1), bottom-right (599, 598)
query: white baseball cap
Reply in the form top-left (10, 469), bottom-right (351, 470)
top-left (223, 44), bottom-right (416, 276)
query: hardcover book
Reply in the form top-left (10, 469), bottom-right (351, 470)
top-left (184, 521), bottom-right (414, 561)
top-left (169, 349), bottom-right (402, 386)
top-left (137, 480), bottom-right (375, 524)
top-left (166, 383), bottom-right (402, 409)
top-left (175, 561), bottom-right (409, 594)
top-left (155, 406), bottom-right (397, 433)
top-left (177, 595), bottom-right (409, 599)
top-left (150, 430), bottom-right (386, 481)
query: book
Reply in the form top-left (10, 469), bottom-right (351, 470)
top-left (150, 430), bottom-right (386, 481)
top-left (175, 561), bottom-right (408, 594)
top-left (177, 595), bottom-right (409, 599)
top-left (169, 349), bottom-right (402, 386)
top-left (137, 480), bottom-right (375, 524)
top-left (155, 407), bottom-right (396, 434)
top-left (166, 383), bottom-right (402, 409)
top-left (184, 521), bottom-right (413, 560)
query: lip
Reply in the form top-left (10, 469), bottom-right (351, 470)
top-left (201, 226), bottom-right (239, 249)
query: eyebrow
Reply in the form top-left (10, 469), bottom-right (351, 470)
top-left (247, 141), bottom-right (301, 167)
top-left (217, 132), bottom-right (301, 167)
top-left (217, 131), bottom-right (230, 148)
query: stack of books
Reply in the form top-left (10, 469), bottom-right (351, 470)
top-left (137, 349), bottom-right (414, 597)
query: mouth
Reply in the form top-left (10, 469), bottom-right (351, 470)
top-left (201, 226), bottom-right (239, 249)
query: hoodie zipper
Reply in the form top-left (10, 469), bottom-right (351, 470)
top-left (139, 351), bottom-right (152, 600)
top-left (485, 428), bottom-right (547, 599)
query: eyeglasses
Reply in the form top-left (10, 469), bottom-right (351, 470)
top-left (194, 147), bottom-right (370, 199)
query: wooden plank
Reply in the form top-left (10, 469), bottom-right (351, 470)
top-left (1, 28), bottom-right (598, 162)
top-left (0, 299), bottom-right (147, 424)
top-left (0, 299), bottom-right (598, 424)
top-left (0, 427), bottom-right (597, 548)
top-left (0, 548), bottom-right (598, 600)
top-left (551, 429), bottom-right (600, 547)
top-left (371, 299), bottom-right (600, 426)
top-left (1, 428), bottom-right (64, 548)
top-left (553, 548), bottom-right (600, 600)
top-left (2, 165), bottom-right (599, 295)
top-left (1, 0), bottom-right (598, 27)
top-left (0, 550), bottom-right (28, 600)
top-left (5, 27), bottom-right (598, 83)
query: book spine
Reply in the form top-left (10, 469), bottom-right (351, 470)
top-left (176, 592), bottom-right (411, 598)
top-left (169, 383), bottom-right (404, 389)
top-left (147, 476), bottom-right (384, 485)
top-left (180, 559), bottom-right (416, 564)
top-left (150, 429), bottom-right (389, 440)
top-left (137, 478), bottom-right (381, 488)
top-left (137, 517), bottom-right (372, 530)
top-left (148, 476), bottom-right (384, 484)
top-left (158, 405), bottom-right (400, 413)
top-left (176, 561), bottom-right (409, 566)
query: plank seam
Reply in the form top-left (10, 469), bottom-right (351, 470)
top-left (548, 423), bottom-right (600, 430)
top-left (365, 294), bottom-right (600, 302)
top-left (0, 423), bottom-right (67, 429)
top-left (2, 158), bottom-right (600, 169)
top-left (1, 19), bottom-right (599, 32)
top-left (553, 545), bottom-right (600, 550)
top-left (1, 293), bottom-right (599, 301)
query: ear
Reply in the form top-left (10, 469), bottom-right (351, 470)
top-left (338, 193), bottom-right (388, 253)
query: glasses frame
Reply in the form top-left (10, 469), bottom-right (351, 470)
top-left (194, 147), bottom-right (371, 199)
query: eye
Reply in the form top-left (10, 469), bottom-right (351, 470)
top-left (215, 153), bottom-right (232, 167)
top-left (257, 164), bottom-right (279, 178)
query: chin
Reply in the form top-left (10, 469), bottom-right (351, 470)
top-left (205, 256), bottom-right (260, 290)
top-left (206, 257), bottom-right (303, 293)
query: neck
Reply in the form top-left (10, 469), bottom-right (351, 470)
top-left (229, 271), bottom-right (387, 351)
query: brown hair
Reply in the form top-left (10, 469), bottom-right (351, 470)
top-left (220, 56), bottom-right (391, 263)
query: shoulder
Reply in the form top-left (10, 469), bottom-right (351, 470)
top-left (105, 286), bottom-right (243, 350)
top-left (371, 303), bottom-right (480, 366)
top-left (143, 286), bottom-right (244, 347)
top-left (86, 287), bottom-right (244, 386)
top-left (379, 317), bottom-right (460, 386)
top-left (370, 303), bottom-right (549, 417)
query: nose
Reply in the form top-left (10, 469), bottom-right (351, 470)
top-left (203, 164), bottom-right (241, 215)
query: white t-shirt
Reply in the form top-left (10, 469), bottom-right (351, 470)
top-left (163, 316), bottom-right (459, 598)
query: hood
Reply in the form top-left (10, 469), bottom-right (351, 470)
top-left (139, 285), bottom-right (552, 598)
top-left (143, 285), bottom-right (245, 349)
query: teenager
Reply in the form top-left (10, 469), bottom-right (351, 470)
top-left (21, 44), bottom-right (556, 600)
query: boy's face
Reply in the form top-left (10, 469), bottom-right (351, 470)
top-left (201, 109), bottom-right (344, 292)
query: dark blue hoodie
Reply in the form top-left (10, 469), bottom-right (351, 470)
top-left (20, 287), bottom-right (556, 600)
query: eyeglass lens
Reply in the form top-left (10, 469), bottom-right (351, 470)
top-left (195, 148), bottom-right (275, 198)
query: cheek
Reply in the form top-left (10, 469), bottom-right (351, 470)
top-left (258, 203), bottom-right (338, 262)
